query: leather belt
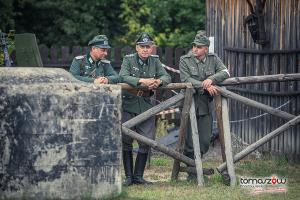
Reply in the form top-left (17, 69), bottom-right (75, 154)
top-left (126, 89), bottom-right (152, 97)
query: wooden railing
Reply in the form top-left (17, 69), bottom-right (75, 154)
top-left (119, 73), bottom-right (300, 187)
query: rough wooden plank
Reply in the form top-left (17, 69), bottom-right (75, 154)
top-left (221, 96), bottom-right (236, 186)
top-left (220, 73), bottom-right (300, 86)
top-left (123, 93), bottom-right (185, 128)
top-left (171, 88), bottom-right (193, 180)
top-left (214, 95), bottom-right (226, 161)
top-left (189, 98), bottom-right (204, 186)
top-left (119, 83), bottom-right (192, 90)
top-left (217, 86), bottom-right (296, 120)
top-left (119, 74), bottom-right (300, 91)
top-left (122, 126), bottom-right (195, 167)
top-left (50, 46), bottom-right (58, 64)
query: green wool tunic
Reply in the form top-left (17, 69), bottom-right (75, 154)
top-left (179, 52), bottom-right (230, 154)
top-left (69, 53), bottom-right (119, 83)
top-left (119, 53), bottom-right (171, 114)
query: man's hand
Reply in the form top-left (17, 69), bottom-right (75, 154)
top-left (202, 79), bottom-right (213, 89)
top-left (139, 78), bottom-right (155, 88)
top-left (205, 85), bottom-right (219, 96)
top-left (149, 79), bottom-right (162, 90)
top-left (139, 78), bottom-right (162, 90)
top-left (94, 77), bottom-right (109, 84)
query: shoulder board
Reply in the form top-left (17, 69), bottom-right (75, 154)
top-left (208, 53), bottom-right (217, 57)
top-left (101, 59), bottom-right (110, 64)
top-left (150, 54), bottom-right (159, 58)
top-left (125, 54), bottom-right (135, 57)
top-left (75, 55), bottom-right (85, 60)
top-left (181, 54), bottom-right (191, 59)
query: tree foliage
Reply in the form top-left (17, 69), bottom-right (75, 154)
top-left (0, 0), bottom-right (205, 47)
top-left (119, 0), bottom-right (205, 47)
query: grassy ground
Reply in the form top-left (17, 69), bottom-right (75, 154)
top-left (107, 155), bottom-right (300, 200)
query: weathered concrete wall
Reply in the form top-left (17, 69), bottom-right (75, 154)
top-left (0, 68), bottom-right (122, 199)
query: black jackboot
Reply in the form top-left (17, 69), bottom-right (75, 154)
top-left (122, 151), bottom-right (134, 186)
top-left (133, 152), bottom-right (152, 185)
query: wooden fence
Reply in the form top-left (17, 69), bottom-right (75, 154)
top-left (39, 45), bottom-right (188, 72)
top-left (120, 73), bottom-right (300, 186)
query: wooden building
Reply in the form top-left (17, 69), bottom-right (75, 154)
top-left (206, 0), bottom-right (300, 159)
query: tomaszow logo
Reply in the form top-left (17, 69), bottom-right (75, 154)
top-left (240, 175), bottom-right (287, 194)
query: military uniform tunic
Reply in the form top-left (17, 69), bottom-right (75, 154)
top-left (179, 52), bottom-right (229, 155)
top-left (119, 53), bottom-right (171, 114)
top-left (119, 53), bottom-right (171, 153)
top-left (69, 52), bottom-right (119, 83)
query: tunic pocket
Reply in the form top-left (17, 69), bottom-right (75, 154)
top-left (190, 68), bottom-right (198, 77)
top-left (205, 71), bottom-right (214, 77)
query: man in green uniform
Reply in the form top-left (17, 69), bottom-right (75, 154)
top-left (119, 32), bottom-right (171, 186)
top-left (69, 35), bottom-right (119, 84)
top-left (179, 33), bottom-right (230, 180)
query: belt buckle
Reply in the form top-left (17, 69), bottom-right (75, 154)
top-left (137, 90), bottom-right (144, 97)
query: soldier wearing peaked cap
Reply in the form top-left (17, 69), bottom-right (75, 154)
top-left (179, 33), bottom-right (230, 181)
top-left (69, 35), bottom-right (119, 84)
top-left (119, 32), bottom-right (171, 186)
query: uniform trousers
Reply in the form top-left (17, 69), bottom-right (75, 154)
top-left (122, 111), bottom-right (155, 153)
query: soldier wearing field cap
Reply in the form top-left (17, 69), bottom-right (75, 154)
top-left (119, 32), bottom-right (171, 186)
top-left (69, 35), bottom-right (119, 84)
top-left (179, 32), bottom-right (230, 181)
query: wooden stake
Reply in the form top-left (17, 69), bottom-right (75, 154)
top-left (221, 96), bottom-right (236, 186)
top-left (214, 94), bottom-right (226, 162)
top-left (171, 87), bottom-right (193, 180)
top-left (189, 98), bottom-right (204, 186)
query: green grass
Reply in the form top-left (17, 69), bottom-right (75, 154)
top-left (108, 155), bottom-right (300, 200)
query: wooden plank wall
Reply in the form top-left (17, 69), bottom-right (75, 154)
top-left (206, 0), bottom-right (300, 159)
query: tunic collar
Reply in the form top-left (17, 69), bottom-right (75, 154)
top-left (87, 52), bottom-right (95, 65)
top-left (136, 54), bottom-right (149, 66)
top-left (192, 54), bottom-right (207, 64)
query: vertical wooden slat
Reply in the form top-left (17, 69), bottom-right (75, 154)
top-left (39, 45), bottom-right (49, 65)
top-left (71, 46), bottom-right (82, 58)
top-left (222, 95), bottom-right (236, 186)
top-left (164, 47), bottom-right (174, 68)
top-left (61, 46), bottom-right (70, 64)
top-left (189, 99), bottom-right (204, 186)
top-left (215, 95), bottom-right (227, 161)
top-left (171, 88), bottom-right (193, 180)
top-left (50, 46), bottom-right (58, 65)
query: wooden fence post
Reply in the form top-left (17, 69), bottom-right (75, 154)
top-left (171, 87), bottom-right (193, 180)
top-left (214, 94), bottom-right (226, 162)
top-left (221, 95), bottom-right (236, 186)
top-left (189, 98), bottom-right (204, 186)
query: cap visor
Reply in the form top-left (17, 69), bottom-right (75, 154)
top-left (137, 41), bottom-right (154, 45)
top-left (94, 44), bottom-right (111, 49)
top-left (192, 42), bottom-right (207, 46)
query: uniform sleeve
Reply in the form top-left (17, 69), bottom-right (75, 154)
top-left (179, 58), bottom-right (203, 88)
top-left (155, 59), bottom-right (171, 86)
top-left (207, 56), bottom-right (230, 84)
top-left (69, 58), bottom-right (94, 83)
top-left (104, 64), bottom-right (120, 84)
top-left (119, 57), bottom-right (140, 86)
